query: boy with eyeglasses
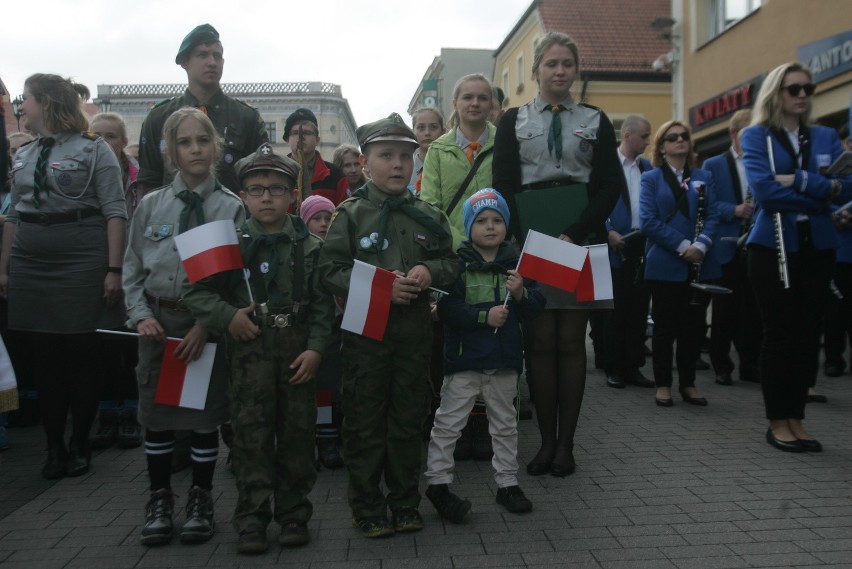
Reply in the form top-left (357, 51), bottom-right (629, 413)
top-left (284, 108), bottom-right (349, 204)
top-left (183, 143), bottom-right (335, 555)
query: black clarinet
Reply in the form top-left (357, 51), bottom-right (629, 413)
top-left (689, 181), bottom-right (733, 301)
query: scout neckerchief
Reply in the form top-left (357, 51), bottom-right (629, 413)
top-left (661, 163), bottom-right (692, 220)
top-left (547, 104), bottom-right (566, 157)
top-left (176, 181), bottom-right (220, 234)
top-left (466, 141), bottom-right (481, 164)
top-left (354, 186), bottom-right (451, 256)
top-left (32, 137), bottom-right (55, 209)
top-left (240, 220), bottom-right (304, 307)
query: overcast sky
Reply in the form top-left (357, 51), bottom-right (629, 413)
top-left (3, 0), bottom-right (529, 127)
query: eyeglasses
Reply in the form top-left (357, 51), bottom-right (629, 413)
top-left (244, 184), bottom-right (291, 197)
top-left (288, 130), bottom-right (317, 138)
top-left (662, 131), bottom-right (690, 143)
top-left (782, 83), bottom-right (816, 97)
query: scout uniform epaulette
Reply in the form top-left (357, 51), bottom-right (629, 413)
top-left (152, 97), bottom-right (176, 109)
top-left (16, 139), bottom-right (36, 150)
top-left (82, 132), bottom-right (99, 140)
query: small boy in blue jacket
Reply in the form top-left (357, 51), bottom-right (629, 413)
top-left (424, 189), bottom-right (545, 521)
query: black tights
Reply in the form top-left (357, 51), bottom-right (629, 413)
top-left (527, 309), bottom-right (588, 461)
top-left (22, 332), bottom-right (101, 457)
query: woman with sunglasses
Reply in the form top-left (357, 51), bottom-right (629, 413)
top-left (741, 62), bottom-right (852, 453)
top-left (640, 121), bottom-right (721, 407)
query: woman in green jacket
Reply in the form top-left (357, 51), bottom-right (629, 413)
top-left (421, 73), bottom-right (496, 248)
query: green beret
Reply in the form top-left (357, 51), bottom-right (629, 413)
top-left (175, 24), bottom-right (220, 64)
top-left (356, 112), bottom-right (418, 149)
top-left (235, 143), bottom-right (300, 184)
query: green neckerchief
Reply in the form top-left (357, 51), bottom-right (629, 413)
top-left (176, 186), bottom-right (210, 234)
top-left (32, 137), bottom-right (55, 209)
top-left (354, 184), bottom-right (450, 256)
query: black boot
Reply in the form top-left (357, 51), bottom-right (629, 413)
top-left (90, 408), bottom-right (120, 450)
top-left (117, 408), bottom-right (142, 449)
top-left (181, 486), bottom-right (215, 543)
top-left (140, 489), bottom-right (174, 546)
top-left (42, 446), bottom-right (67, 480)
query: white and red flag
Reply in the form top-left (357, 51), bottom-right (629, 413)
top-left (174, 219), bottom-right (243, 283)
top-left (341, 260), bottom-right (397, 341)
top-left (576, 244), bottom-right (614, 301)
top-left (154, 340), bottom-right (217, 410)
top-left (517, 230), bottom-right (587, 292)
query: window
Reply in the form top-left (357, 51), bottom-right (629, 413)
top-left (264, 121), bottom-right (277, 142)
top-left (516, 53), bottom-right (525, 94)
top-left (502, 69), bottom-right (509, 95)
top-left (707, 0), bottom-right (761, 41)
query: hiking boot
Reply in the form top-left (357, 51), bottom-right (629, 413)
top-left (318, 441), bottom-right (344, 469)
top-left (425, 484), bottom-right (471, 523)
top-left (453, 421), bottom-right (474, 461)
top-left (140, 489), bottom-right (174, 546)
top-left (237, 527), bottom-right (268, 555)
top-left (352, 516), bottom-right (394, 538)
top-left (279, 521), bottom-right (310, 547)
top-left (391, 507), bottom-right (423, 533)
top-left (471, 414), bottom-right (493, 461)
top-left (90, 409), bottom-right (119, 450)
top-left (496, 485), bottom-right (533, 513)
top-left (117, 408), bottom-right (142, 449)
top-left (180, 486), bottom-right (215, 543)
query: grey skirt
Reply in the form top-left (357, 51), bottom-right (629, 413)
top-left (8, 217), bottom-right (124, 333)
top-left (541, 283), bottom-right (614, 310)
top-left (136, 306), bottom-right (229, 431)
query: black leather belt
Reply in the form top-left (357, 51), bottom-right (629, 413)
top-left (144, 291), bottom-right (188, 311)
top-left (261, 313), bottom-right (293, 328)
top-left (520, 178), bottom-right (578, 191)
top-left (18, 208), bottom-right (102, 225)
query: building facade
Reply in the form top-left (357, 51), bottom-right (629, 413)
top-left (493, 0), bottom-right (674, 138)
top-left (407, 48), bottom-right (496, 121)
top-left (94, 82), bottom-right (358, 157)
top-left (679, 0), bottom-right (852, 160)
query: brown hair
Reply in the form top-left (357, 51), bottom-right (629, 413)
top-left (24, 73), bottom-right (90, 134)
top-left (532, 32), bottom-right (580, 81)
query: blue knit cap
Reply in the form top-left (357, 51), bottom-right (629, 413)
top-left (463, 188), bottom-right (510, 237)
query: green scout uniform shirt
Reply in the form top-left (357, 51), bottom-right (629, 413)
top-left (319, 182), bottom-right (457, 299)
top-left (183, 215), bottom-right (334, 356)
top-left (138, 89), bottom-right (269, 193)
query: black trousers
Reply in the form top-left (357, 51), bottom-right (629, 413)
top-left (603, 249), bottom-right (650, 376)
top-left (748, 240), bottom-right (834, 420)
top-left (710, 252), bottom-right (762, 380)
top-left (822, 262), bottom-right (852, 369)
top-left (648, 280), bottom-right (709, 389)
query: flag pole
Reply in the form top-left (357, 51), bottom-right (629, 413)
top-left (96, 329), bottom-right (183, 342)
top-left (494, 230), bottom-right (530, 334)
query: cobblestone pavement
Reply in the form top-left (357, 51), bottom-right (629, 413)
top-left (1, 341), bottom-right (851, 569)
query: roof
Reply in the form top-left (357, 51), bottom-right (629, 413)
top-left (499, 0), bottom-right (673, 75)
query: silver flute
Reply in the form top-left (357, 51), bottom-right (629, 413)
top-left (766, 135), bottom-right (791, 289)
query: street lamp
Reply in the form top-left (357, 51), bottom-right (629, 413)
top-left (11, 95), bottom-right (23, 131)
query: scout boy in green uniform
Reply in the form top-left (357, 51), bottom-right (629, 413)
top-left (138, 23), bottom-right (268, 194)
top-left (318, 113), bottom-right (457, 538)
top-left (183, 143), bottom-right (334, 555)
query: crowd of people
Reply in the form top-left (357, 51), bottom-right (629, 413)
top-left (1, 22), bottom-right (851, 556)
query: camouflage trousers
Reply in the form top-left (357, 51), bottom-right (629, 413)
top-left (341, 304), bottom-right (433, 519)
top-left (227, 325), bottom-right (316, 532)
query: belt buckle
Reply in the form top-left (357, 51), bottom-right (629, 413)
top-left (176, 298), bottom-right (187, 311)
top-left (272, 314), bottom-right (291, 328)
top-left (35, 212), bottom-right (51, 225)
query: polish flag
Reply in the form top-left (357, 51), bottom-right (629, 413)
top-left (341, 260), bottom-right (396, 341)
top-left (316, 388), bottom-right (333, 424)
top-left (517, 230), bottom-right (587, 292)
top-left (174, 219), bottom-right (243, 283)
top-left (154, 340), bottom-right (217, 410)
top-left (576, 244), bottom-right (614, 301)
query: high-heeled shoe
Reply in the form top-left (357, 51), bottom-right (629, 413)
top-left (526, 447), bottom-right (554, 476)
top-left (550, 446), bottom-right (575, 477)
top-left (679, 390), bottom-right (708, 406)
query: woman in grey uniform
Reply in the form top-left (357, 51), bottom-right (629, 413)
top-left (493, 33), bottom-right (622, 477)
top-left (0, 74), bottom-right (127, 479)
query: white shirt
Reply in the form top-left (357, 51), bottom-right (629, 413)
top-left (731, 147), bottom-right (749, 203)
top-left (618, 148), bottom-right (642, 229)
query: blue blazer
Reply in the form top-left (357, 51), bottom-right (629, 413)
top-left (742, 124), bottom-right (852, 252)
top-left (606, 156), bottom-right (652, 268)
top-left (703, 150), bottom-right (746, 266)
top-left (640, 166), bottom-right (721, 282)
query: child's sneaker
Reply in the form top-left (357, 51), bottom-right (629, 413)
top-left (425, 484), bottom-right (471, 523)
top-left (496, 485), bottom-right (533, 513)
top-left (391, 507), bottom-right (423, 533)
top-left (352, 516), bottom-right (394, 538)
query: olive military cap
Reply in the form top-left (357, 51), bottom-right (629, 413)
top-left (356, 113), bottom-right (418, 149)
top-left (283, 108), bottom-right (318, 140)
top-left (175, 24), bottom-right (220, 64)
top-left (235, 143), bottom-right (300, 184)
